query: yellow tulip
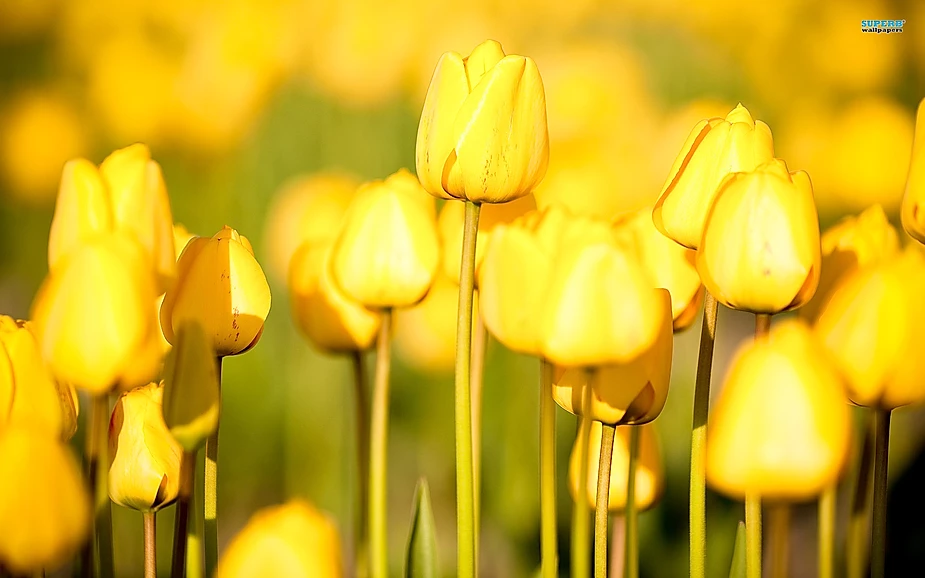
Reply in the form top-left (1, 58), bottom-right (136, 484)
top-left (653, 104), bottom-right (775, 249)
top-left (289, 242), bottom-right (380, 354)
top-left (552, 290), bottom-right (672, 425)
top-left (800, 205), bottom-right (899, 323)
top-left (616, 209), bottom-right (703, 331)
top-left (707, 320), bottom-right (850, 501)
top-left (48, 144), bottom-right (176, 293)
top-left (330, 170), bottom-right (439, 309)
top-left (32, 233), bottom-right (162, 395)
top-left (216, 499), bottom-right (342, 578)
top-left (109, 382), bottom-right (182, 512)
top-left (569, 422), bottom-right (664, 512)
top-left (161, 321), bottom-right (220, 452)
top-left (901, 97), bottom-right (925, 244)
top-left (416, 39), bottom-right (549, 203)
top-left (160, 225), bottom-right (272, 357)
top-left (815, 247), bottom-right (925, 410)
top-left (697, 159), bottom-right (821, 314)
top-left (0, 425), bottom-right (91, 574)
top-left (0, 316), bottom-right (79, 439)
top-left (437, 194), bottom-right (537, 284)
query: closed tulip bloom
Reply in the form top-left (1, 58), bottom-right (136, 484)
top-left (815, 248), bottom-right (925, 409)
top-left (0, 317), bottom-right (79, 439)
top-left (109, 382), bottom-right (182, 512)
top-left (416, 39), bottom-right (549, 203)
top-left (707, 320), bottom-right (850, 501)
top-left (653, 104), bottom-right (775, 249)
top-left (289, 242), bottom-right (380, 353)
top-left (0, 426), bottom-right (91, 574)
top-left (217, 500), bottom-right (342, 578)
top-left (330, 170), bottom-right (439, 309)
top-left (800, 205), bottom-right (899, 323)
top-left (160, 226), bottom-right (272, 357)
top-left (552, 290), bottom-right (672, 425)
top-left (697, 159), bottom-right (821, 314)
top-left (901, 97), bottom-right (925, 243)
top-left (569, 422), bottom-right (664, 512)
top-left (32, 233), bottom-right (161, 394)
top-left (161, 321), bottom-right (220, 452)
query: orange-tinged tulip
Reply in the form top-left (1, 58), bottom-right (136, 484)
top-left (552, 290), bottom-right (672, 425)
top-left (901, 97), bottom-right (925, 243)
top-left (697, 159), bottom-right (821, 314)
top-left (569, 423), bottom-right (664, 512)
top-left (815, 247), bottom-right (925, 409)
top-left (32, 233), bottom-right (161, 394)
top-left (289, 242), bottom-right (380, 353)
top-left (653, 104), bottom-right (775, 249)
top-left (800, 205), bottom-right (899, 323)
top-left (330, 170), bottom-right (439, 309)
top-left (109, 382), bottom-right (182, 512)
top-left (160, 226), bottom-right (272, 357)
top-left (707, 320), bottom-right (850, 501)
top-left (216, 500), bottom-right (342, 578)
top-left (416, 39), bottom-right (549, 203)
top-left (161, 321), bottom-right (220, 452)
top-left (0, 426), bottom-right (91, 574)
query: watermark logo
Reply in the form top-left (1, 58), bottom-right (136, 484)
top-left (861, 19), bottom-right (905, 33)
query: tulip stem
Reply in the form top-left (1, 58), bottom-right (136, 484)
top-left (540, 358), bottom-right (558, 578)
top-left (690, 291), bottom-right (718, 578)
top-left (144, 512), bottom-right (156, 578)
top-left (818, 485), bottom-right (836, 578)
top-left (81, 395), bottom-right (114, 578)
top-left (172, 451), bottom-right (196, 578)
top-left (187, 451), bottom-right (204, 578)
top-left (625, 426), bottom-right (640, 578)
top-left (572, 381), bottom-right (594, 578)
top-left (454, 200), bottom-right (481, 578)
top-left (370, 310), bottom-right (393, 578)
top-left (594, 424), bottom-right (616, 578)
top-left (848, 417), bottom-right (875, 578)
top-left (871, 409), bottom-right (891, 578)
top-left (352, 351), bottom-right (370, 578)
top-left (767, 504), bottom-right (789, 578)
top-left (472, 313), bottom-right (487, 568)
top-left (745, 493), bottom-right (762, 578)
top-left (204, 357), bottom-right (222, 578)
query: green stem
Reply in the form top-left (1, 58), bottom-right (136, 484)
top-left (353, 351), bottom-right (370, 578)
top-left (818, 485), bottom-right (835, 578)
top-left (690, 291), bottom-right (718, 578)
top-left (455, 200), bottom-right (481, 578)
top-left (625, 427), bottom-right (640, 578)
top-left (594, 424), bottom-right (615, 578)
top-left (767, 505), bottom-right (789, 578)
top-left (870, 409), bottom-right (891, 578)
top-left (144, 512), bottom-right (156, 578)
top-left (369, 310), bottom-right (393, 578)
top-left (81, 395), bottom-right (115, 578)
top-left (472, 312), bottom-right (487, 569)
top-left (540, 358), bottom-right (558, 578)
top-left (171, 451), bottom-right (195, 578)
top-left (848, 416), bottom-right (875, 578)
top-left (572, 378), bottom-right (594, 578)
top-left (745, 494), bottom-right (762, 578)
top-left (204, 358), bottom-right (223, 577)
top-left (187, 451), bottom-right (204, 578)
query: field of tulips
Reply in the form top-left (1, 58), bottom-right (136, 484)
top-left (1, 1), bottom-right (925, 578)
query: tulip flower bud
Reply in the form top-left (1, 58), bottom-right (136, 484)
top-left (569, 422), bottom-right (664, 512)
top-left (32, 233), bottom-right (162, 395)
top-left (109, 382), bottom-right (182, 512)
top-left (160, 225), bottom-right (271, 357)
top-left (815, 247), bottom-right (925, 410)
top-left (697, 159), bottom-right (821, 314)
top-left (800, 205), bottom-right (899, 323)
top-left (0, 317), bottom-right (80, 440)
top-left (289, 242), bottom-right (380, 354)
top-left (707, 320), bottom-right (850, 501)
top-left (416, 39), bottom-right (549, 203)
top-left (330, 169), bottom-right (439, 309)
top-left (901, 97), bottom-right (925, 243)
top-left (653, 104), bottom-right (775, 249)
top-left (161, 321), bottom-right (220, 452)
top-left (552, 290), bottom-right (672, 425)
top-left (217, 500), bottom-right (343, 578)
top-left (0, 426), bottom-right (91, 574)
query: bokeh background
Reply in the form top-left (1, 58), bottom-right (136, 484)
top-left (2, 0), bottom-right (925, 576)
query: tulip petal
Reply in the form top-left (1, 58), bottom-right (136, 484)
top-left (47, 159), bottom-right (113, 271)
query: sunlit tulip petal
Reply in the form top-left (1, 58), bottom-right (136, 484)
top-left (47, 159), bottom-right (112, 271)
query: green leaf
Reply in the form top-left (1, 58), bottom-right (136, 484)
top-left (728, 520), bottom-right (747, 578)
top-left (405, 478), bottom-right (439, 578)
